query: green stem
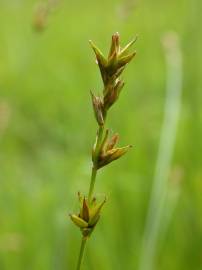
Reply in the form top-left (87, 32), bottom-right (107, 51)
top-left (76, 237), bottom-right (87, 270)
top-left (88, 122), bottom-right (105, 202)
top-left (95, 125), bottom-right (105, 156)
top-left (88, 166), bottom-right (97, 201)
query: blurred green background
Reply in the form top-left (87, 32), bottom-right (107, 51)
top-left (0, 0), bottom-right (202, 269)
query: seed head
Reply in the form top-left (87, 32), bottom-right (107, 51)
top-left (89, 33), bottom-right (137, 112)
top-left (69, 193), bottom-right (106, 238)
top-left (95, 129), bottom-right (132, 169)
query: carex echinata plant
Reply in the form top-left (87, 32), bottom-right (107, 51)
top-left (69, 32), bottom-right (137, 270)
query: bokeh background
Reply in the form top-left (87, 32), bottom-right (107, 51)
top-left (0, 0), bottom-right (201, 269)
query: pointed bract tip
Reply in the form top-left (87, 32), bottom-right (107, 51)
top-left (113, 32), bottom-right (120, 38)
top-left (132, 35), bottom-right (138, 43)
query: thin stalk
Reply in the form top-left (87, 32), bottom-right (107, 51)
top-left (95, 124), bottom-right (105, 157)
top-left (88, 123), bottom-right (105, 201)
top-left (88, 166), bottom-right (97, 202)
top-left (76, 237), bottom-right (87, 270)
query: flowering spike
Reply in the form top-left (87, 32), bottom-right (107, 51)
top-left (70, 193), bottom-right (106, 237)
top-left (70, 34), bottom-right (136, 265)
top-left (97, 145), bottom-right (132, 169)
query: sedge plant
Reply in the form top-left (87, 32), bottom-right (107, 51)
top-left (69, 32), bottom-right (137, 270)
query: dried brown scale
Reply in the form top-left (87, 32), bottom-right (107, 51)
top-left (90, 92), bottom-right (104, 126)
